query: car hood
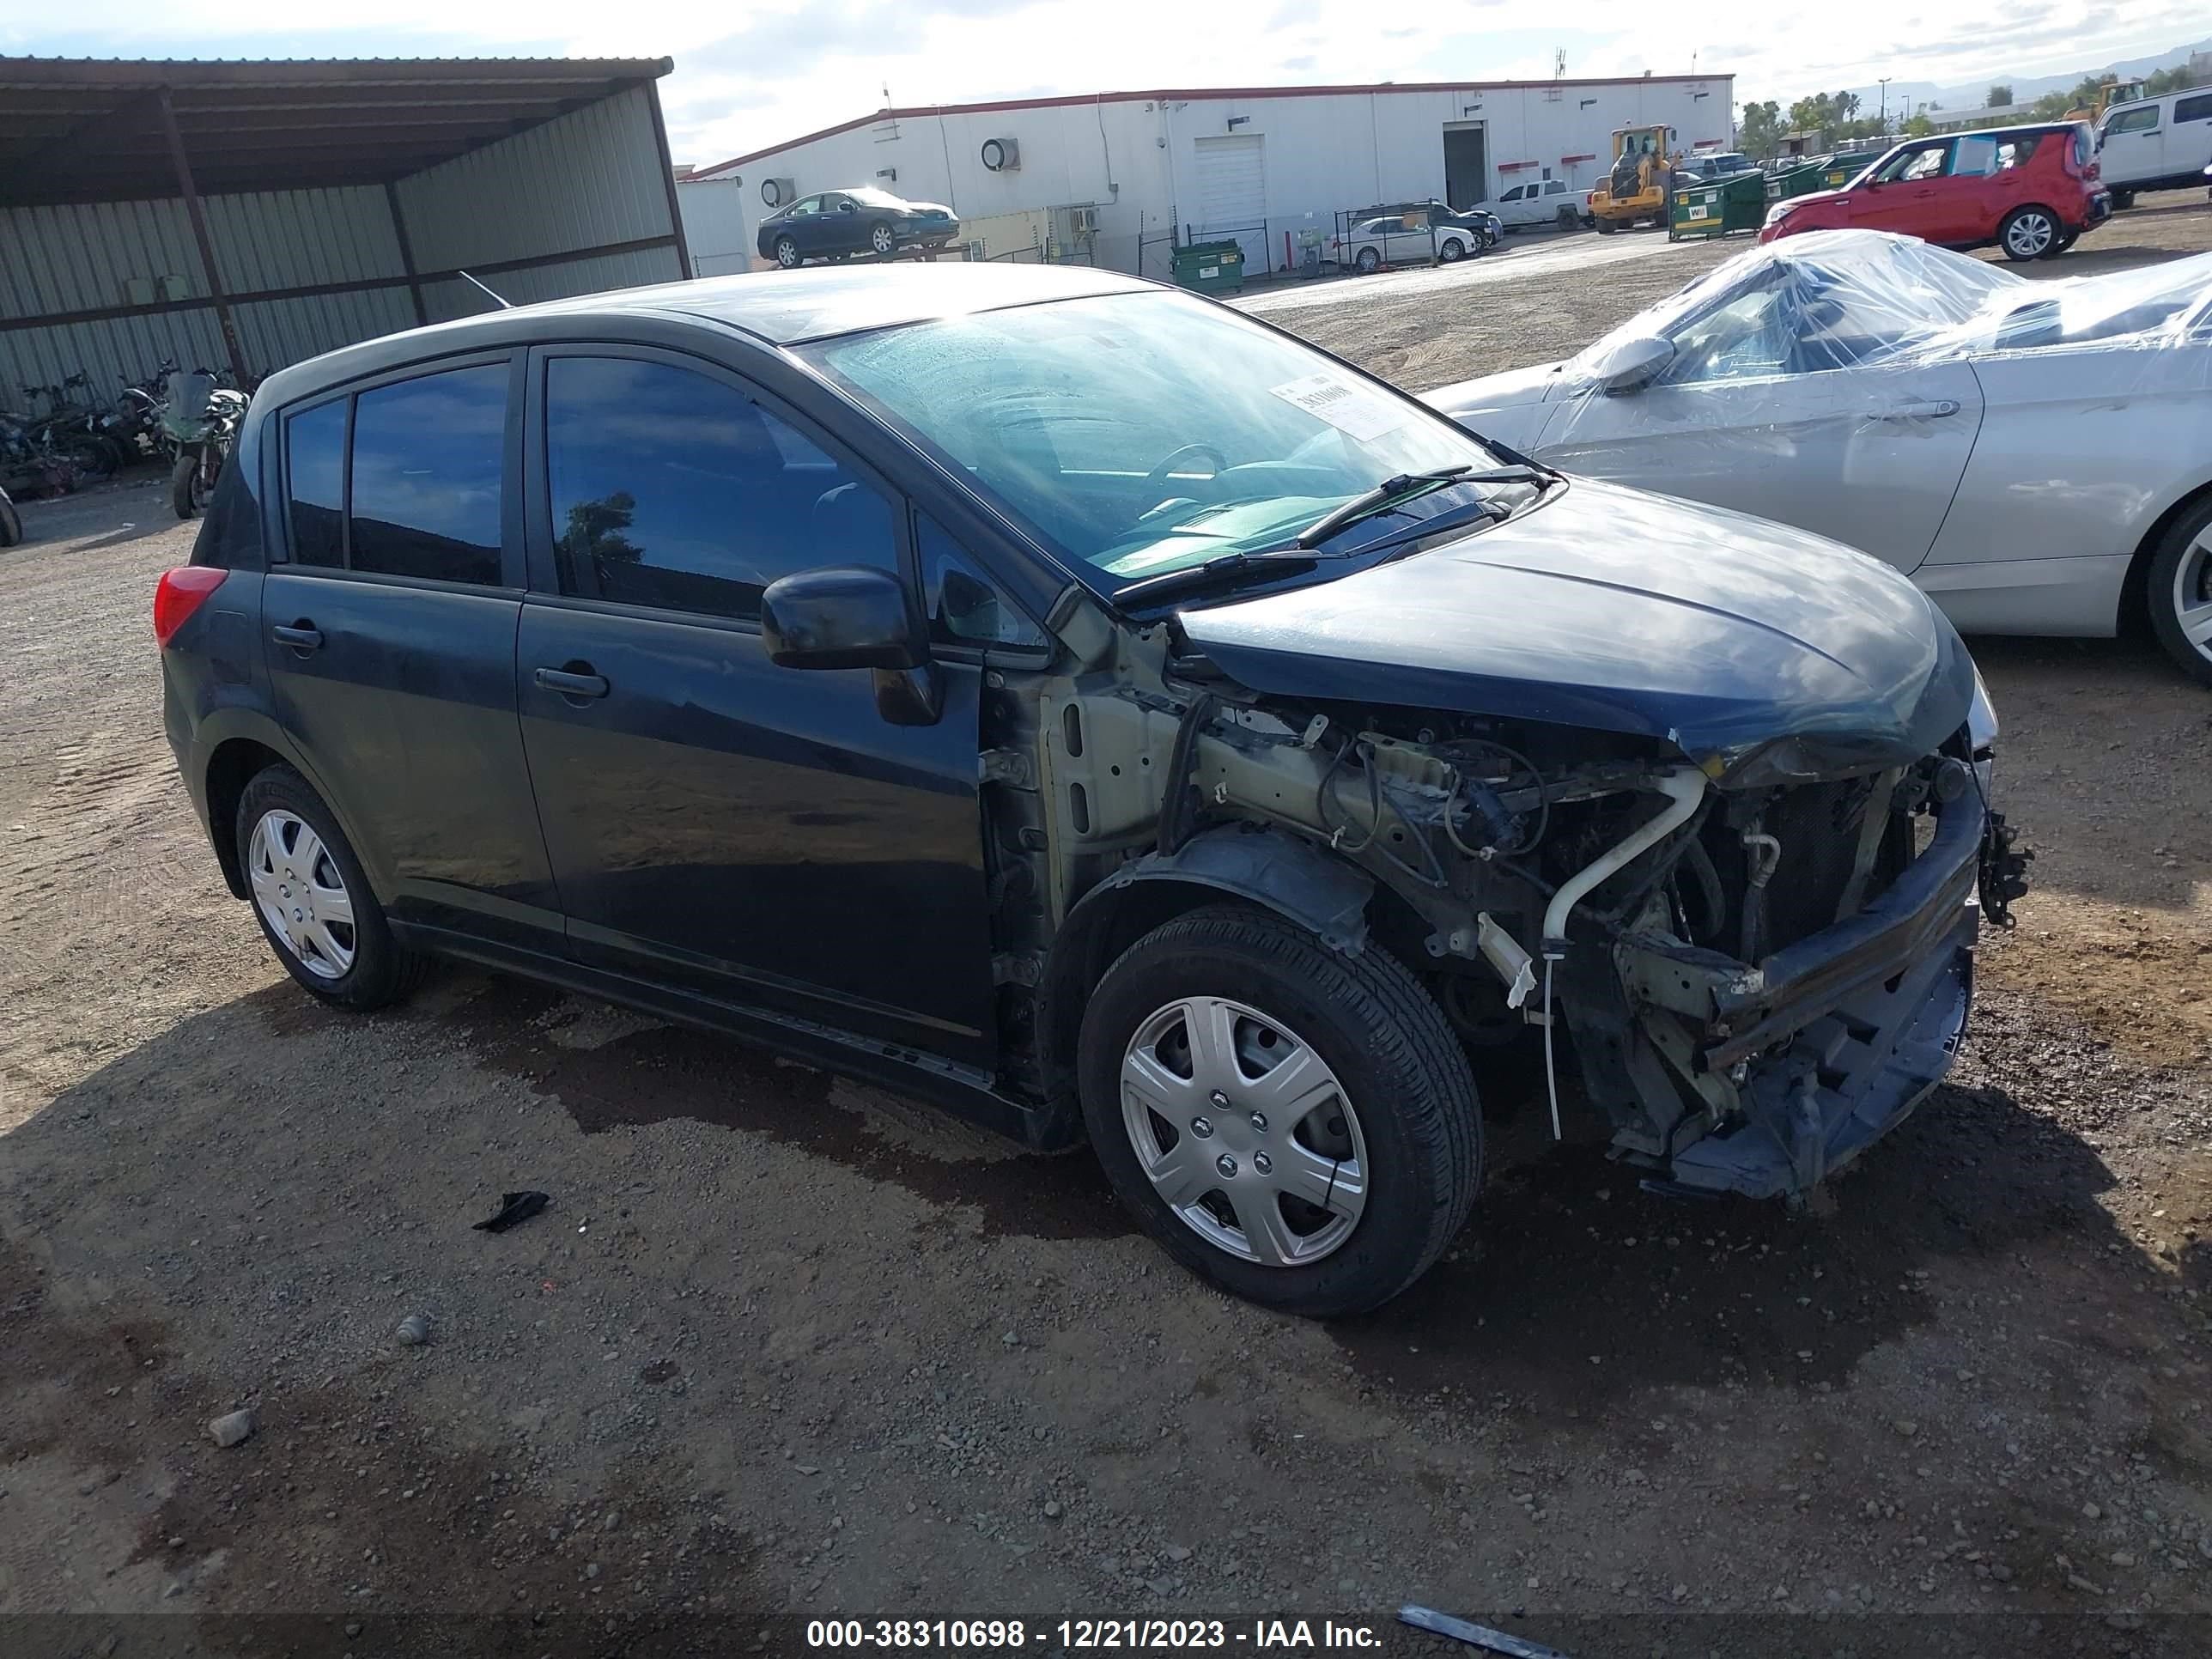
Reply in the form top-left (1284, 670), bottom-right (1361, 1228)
top-left (905, 202), bottom-right (956, 217)
top-left (1175, 478), bottom-right (1975, 786)
top-left (1778, 187), bottom-right (1849, 214)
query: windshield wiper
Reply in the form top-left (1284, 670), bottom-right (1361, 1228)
top-left (1292, 464), bottom-right (1554, 550)
top-left (1111, 550), bottom-right (1321, 609)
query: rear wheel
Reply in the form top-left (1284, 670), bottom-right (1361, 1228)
top-left (0, 488), bottom-right (21, 548)
top-left (2147, 496), bottom-right (2212, 688)
top-left (1556, 204), bottom-right (1579, 230)
top-left (1353, 246), bottom-right (1381, 273)
top-left (774, 235), bottom-right (800, 268)
top-left (236, 765), bottom-right (428, 1009)
top-left (2045, 228), bottom-right (2080, 258)
top-left (2110, 188), bottom-right (2135, 210)
top-left (1595, 216), bottom-right (1617, 234)
top-left (1078, 905), bottom-right (1482, 1318)
top-left (1999, 205), bottom-right (2058, 261)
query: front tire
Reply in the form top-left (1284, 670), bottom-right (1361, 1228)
top-left (1078, 905), bottom-right (1482, 1318)
top-left (2110, 188), bottom-right (2135, 210)
top-left (868, 221), bottom-right (896, 256)
top-left (1437, 236), bottom-right (1466, 264)
top-left (169, 452), bottom-right (204, 519)
top-left (2147, 496), bottom-right (2212, 688)
top-left (1999, 205), bottom-right (2058, 261)
top-left (236, 765), bottom-right (428, 1010)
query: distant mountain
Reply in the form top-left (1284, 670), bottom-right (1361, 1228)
top-left (1836, 35), bottom-right (2209, 116)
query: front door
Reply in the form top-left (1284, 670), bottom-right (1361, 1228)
top-left (1537, 325), bottom-right (1985, 574)
top-left (513, 346), bottom-right (998, 1066)
top-left (261, 355), bottom-right (562, 949)
top-left (2097, 102), bottom-right (2166, 189)
top-left (1849, 139), bottom-right (1956, 240)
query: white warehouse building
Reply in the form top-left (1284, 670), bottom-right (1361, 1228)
top-left (680, 74), bottom-right (1736, 280)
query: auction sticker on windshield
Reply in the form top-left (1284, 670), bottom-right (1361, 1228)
top-left (1267, 373), bottom-right (1408, 443)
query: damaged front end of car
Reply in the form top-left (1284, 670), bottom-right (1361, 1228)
top-left (1017, 484), bottom-right (2024, 1204)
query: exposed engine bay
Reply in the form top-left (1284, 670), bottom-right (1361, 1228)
top-left (988, 607), bottom-right (2021, 1201)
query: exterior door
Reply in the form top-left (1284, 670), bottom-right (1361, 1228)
top-left (1443, 120), bottom-right (1487, 210)
top-left (785, 195), bottom-right (830, 256)
top-left (261, 355), bottom-right (562, 948)
top-left (1850, 140), bottom-right (1954, 240)
top-left (1193, 132), bottom-right (1268, 273)
top-left (514, 345), bottom-right (998, 1066)
top-left (2097, 103), bottom-right (2165, 189)
top-left (1537, 355), bottom-right (1985, 573)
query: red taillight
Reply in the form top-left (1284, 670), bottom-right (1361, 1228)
top-left (154, 566), bottom-right (227, 646)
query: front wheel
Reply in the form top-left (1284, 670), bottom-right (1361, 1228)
top-left (236, 765), bottom-right (428, 1009)
top-left (169, 451), bottom-right (205, 519)
top-left (1999, 205), bottom-right (2059, 261)
top-left (2147, 496), bottom-right (2212, 688)
top-left (1437, 236), bottom-right (1466, 264)
top-left (2109, 188), bottom-right (2135, 210)
top-left (1078, 905), bottom-right (1482, 1317)
top-left (868, 221), bottom-right (896, 256)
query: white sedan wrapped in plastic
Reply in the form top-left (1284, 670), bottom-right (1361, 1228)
top-left (1424, 231), bottom-right (2212, 684)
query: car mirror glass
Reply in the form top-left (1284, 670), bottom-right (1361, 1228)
top-left (1589, 335), bottom-right (1676, 394)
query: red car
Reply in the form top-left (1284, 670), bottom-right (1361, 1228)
top-left (1761, 123), bottom-right (2109, 261)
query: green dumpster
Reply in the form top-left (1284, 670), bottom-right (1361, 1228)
top-left (1171, 239), bottom-right (1246, 295)
top-left (1770, 152), bottom-right (1873, 200)
top-left (1669, 170), bottom-right (1767, 240)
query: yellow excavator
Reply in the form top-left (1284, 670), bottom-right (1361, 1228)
top-left (1590, 124), bottom-right (1680, 232)
top-left (2064, 76), bottom-right (2148, 124)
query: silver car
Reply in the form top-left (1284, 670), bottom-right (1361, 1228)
top-left (1425, 230), bottom-right (2212, 684)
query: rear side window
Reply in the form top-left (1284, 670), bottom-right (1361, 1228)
top-left (2175, 94), bottom-right (2212, 125)
top-left (544, 356), bottom-right (896, 620)
top-left (285, 399), bottom-right (346, 568)
top-left (348, 365), bottom-right (506, 585)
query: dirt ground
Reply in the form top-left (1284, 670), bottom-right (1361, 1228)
top-left (4, 195), bottom-right (2212, 1659)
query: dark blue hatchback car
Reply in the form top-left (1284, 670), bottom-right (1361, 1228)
top-left (158, 264), bottom-right (2008, 1317)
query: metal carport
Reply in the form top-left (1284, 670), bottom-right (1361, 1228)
top-left (0, 56), bottom-right (692, 406)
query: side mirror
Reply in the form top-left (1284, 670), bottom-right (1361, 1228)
top-left (1588, 334), bottom-right (1675, 394)
top-left (761, 565), bottom-right (922, 671)
top-left (838, 201), bottom-right (856, 213)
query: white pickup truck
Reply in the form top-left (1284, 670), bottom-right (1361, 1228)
top-left (1474, 178), bottom-right (1594, 231)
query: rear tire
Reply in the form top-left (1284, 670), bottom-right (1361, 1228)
top-left (2146, 495), bottom-right (2212, 689)
top-left (1999, 205), bottom-right (2058, 261)
top-left (0, 488), bottom-right (21, 548)
top-left (1595, 216), bottom-right (1617, 234)
top-left (1556, 204), bottom-right (1579, 230)
top-left (1354, 246), bottom-right (1381, 273)
top-left (2045, 229), bottom-right (2079, 258)
top-left (1078, 905), bottom-right (1482, 1318)
top-left (775, 235), bottom-right (800, 269)
top-left (2110, 188), bottom-right (2135, 210)
top-left (235, 764), bottom-right (428, 1011)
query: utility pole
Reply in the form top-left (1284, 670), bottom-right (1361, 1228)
top-left (1879, 76), bottom-right (1891, 131)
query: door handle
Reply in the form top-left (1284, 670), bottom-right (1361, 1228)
top-left (271, 623), bottom-right (323, 651)
top-left (534, 665), bottom-right (611, 698)
top-left (1876, 398), bottom-right (1960, 421)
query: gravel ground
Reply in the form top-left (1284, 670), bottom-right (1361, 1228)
top-left (3, 197), bottom-right (2211, 1659)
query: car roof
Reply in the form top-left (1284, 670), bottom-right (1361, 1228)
top-left (252, 264), bottom-right (1157, 408)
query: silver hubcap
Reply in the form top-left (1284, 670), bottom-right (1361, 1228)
top-left (247, 809), bottom-right (356, 980)
top-left (2175, 531), bottom-right (2212, 665)
top-left (2008, 213), bottom-right (2052, 256)
top-left (778, 240), bottom-right (798, 266)
top-left (872, 226), bottom-right (894, 252)
top-left (1120, 997), bottom-right (1367, 1267)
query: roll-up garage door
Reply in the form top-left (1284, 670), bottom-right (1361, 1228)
top-left (1194, 133), bottom-right (1267, 273)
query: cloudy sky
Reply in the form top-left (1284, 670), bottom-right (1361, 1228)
top-left (3, 0), bottom-right (2204, 167)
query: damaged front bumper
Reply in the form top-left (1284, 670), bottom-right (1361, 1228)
top-left (1612, 792), bottom-right (1984, 1200)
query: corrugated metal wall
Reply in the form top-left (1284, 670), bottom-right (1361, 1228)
top-left (0, 82), bottom-right (682, 415)
top-left (396, 86), bottom-right (677, 273)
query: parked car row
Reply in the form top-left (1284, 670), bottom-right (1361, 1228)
top-left (1333, 199), bottom-right (1502, 271)
top-left (160, 253), bottom-right (2040, 1320)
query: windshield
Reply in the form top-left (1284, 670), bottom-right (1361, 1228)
top-left (806, 290), bottom-right (1508, 593)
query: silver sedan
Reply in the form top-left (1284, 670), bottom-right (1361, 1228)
top-left (1423, 230), bottom-right (2212, 684)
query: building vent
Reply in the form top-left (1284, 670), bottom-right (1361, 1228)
top-left (980, 137), bottom-right (1020, 172)
top-left (762, 176), bottom-right (797, 208)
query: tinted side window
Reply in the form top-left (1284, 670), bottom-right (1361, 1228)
top-left (2175, 94), bottom-right (2212, 125)
top-left (285, 399), bottom-right (345, 567)
top-left (349, 365), bottom-right (506, 585)
top-left (918, 514), bottom-right (1048, 651)
top-left (545, 356), bottom-right (896, 620)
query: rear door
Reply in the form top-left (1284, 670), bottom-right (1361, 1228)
top-left (2172, 92), bottom-right (2212, 182)
top-left (513, 344), bottom-right (998, 1066)
top-left (262, 354), bottom-right (562, 949)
